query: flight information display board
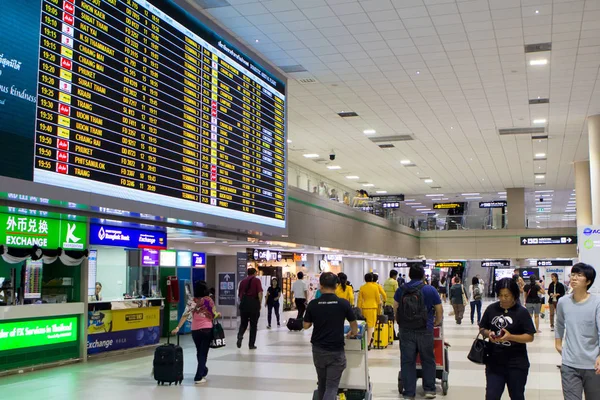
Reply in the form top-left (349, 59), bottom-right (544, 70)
top-left (33, 0), bottom-right (286, 228)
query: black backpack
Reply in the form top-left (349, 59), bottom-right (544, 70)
top-left (397, 283), bottom-right (428, 330)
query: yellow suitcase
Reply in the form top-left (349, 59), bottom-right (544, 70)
top-left (374, 315), bottom-right (389, 349)
top-left (388, 320), bottom-right (394, 344)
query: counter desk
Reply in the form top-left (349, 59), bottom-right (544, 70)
top-left (87, 298), bottom-right (164, 355)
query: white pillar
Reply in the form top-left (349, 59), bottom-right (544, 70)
top-left (574, 160), bottom-right (592, 225)
top-left (589, 115), bottom-right (600, 224)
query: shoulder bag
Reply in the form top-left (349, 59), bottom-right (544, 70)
top-left (210, 318), bottom-right (226, 349)
top-left (467, 332), bottom-right (489, 365)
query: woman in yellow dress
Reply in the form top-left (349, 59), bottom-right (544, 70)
top-left (358, 272), bottom-right (385, 348)
top-left (335, 273), bottom-right (354, 305)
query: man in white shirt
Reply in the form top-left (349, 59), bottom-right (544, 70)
top-left (292, 271), bottom-right (309, 319)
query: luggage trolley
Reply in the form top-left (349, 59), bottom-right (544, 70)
top-left (313, 322), bottom-right (372, 400)
top-left (398, 326), bottom-right (450, 396)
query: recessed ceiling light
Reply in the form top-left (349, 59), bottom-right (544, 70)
top-left (441, 198), bottom-right (449, 200)
top-left (346, 175), bottom-right (359, 180)
top-left (498, 192), bottom-right (506, 195)
top-left (424, 179), bottom-right (433, 183)
top-left (425, 194), bottom-right (442, 197)
top-left (416, 71), bottom-right (420, 75)
top-left (535, 9), bottom-right (539, 14)
top-left (404, 199), bottom-right (415, 202)
top-left (462, 193), bottom-right (480, 196)
top-left (500, 196), bottom-right (507, 199)
top-left (400, 160), bottom-right (411, 165)
top-left (405, 202), bottom-right (422, 205)
top-left (376, 191), bottom-right (387, 194)
top-left (530, 59), bottom-right (548, 66)
top-left (533, 119), bottom-right (547, 124)
top-left (255, 39), bottom-right (259, 43)
top-left (535, 174), bottom-right (545, 179)
top-left (303, 153), bottom-right (319, 158)
top-left (465, 197), bottom-right (483, 200)
top-left (363, 129), bottom-right (376, 135)
top-left (327, 165), bottom-right (342, 170)
top-left (287, 139), bottom-right (292, 143)
top-left (362, 183), bottom-right (374, 187)
top-left (416, 208), bottom-right (431, 211)
top-left (450, 126), bottom-right (454, 130)
top-left (535, 190), bottom-right (554, 193)
top-left (535, 153), bottom-right (546, 158)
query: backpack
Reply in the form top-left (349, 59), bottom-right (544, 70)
top-left (473, 285), bottom-right (482, 301)
top-left (397, 283), bottom-right (428, 330)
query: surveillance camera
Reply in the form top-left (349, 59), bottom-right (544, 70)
top-left (329, 151), bottom-right (336, 161)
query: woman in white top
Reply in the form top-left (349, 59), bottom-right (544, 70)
top-left (469, 276), bottom-right (484, 325)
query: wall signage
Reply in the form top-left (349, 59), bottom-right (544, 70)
top-left (433, 203), bottom-right (463, 210)
top-left (237, 252), bottom-right (248, 284)
top-left (479, 201), bottom-right (507, 208)
top-left (482, 260), bottom-right (511, 268)
top-left (89, 223), bottom-right (167, 248)
top-left (382, 202), bottom-right (400, 209)
top-left (578, 225), bottom-right (600, 294)
top-left (394, 261), bottom-right (426, 268)
top-left (218, 273), bottom-right (236, 306)
top-left (252, 249), bottom-right (282, 261)
top-left (537, 259), bottom-right (573, 267)
top-left (0, 213), bottom-right (86, 249)
top-left (520, 236), bottom-right (576, 245)
top-left (434, 261), bottom-right (464, 268)
top-left (293, 253), bottom-right (308, 262)
top-left (141, 249), bottom-right (160, 267)
top-left (192, 252), bottom-right (206, 267)
top-left (0, 317), bottom-right (78, 351)
top-left (159, 250), bottom-right (177, 267)
top-left (176, 251), bottom-right (192, 267)
top-left (325, 254), bottom-right (343, 262)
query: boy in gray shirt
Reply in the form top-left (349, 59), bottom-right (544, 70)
top-left (555, 263), bottom-right (600, 400)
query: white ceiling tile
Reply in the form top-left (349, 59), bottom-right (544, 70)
top-left (368, 10), bottom-right (401, 22)
top-left (431, 14), bottom-right (463, 25)
top-left (360, 0), bottom-right (395, 12)
top-left (301, 6), bottom-right (336, 18)
top-left (338, 13), bottom-right (371, 25)
top-left (261, 0), bottom-right (298, 13)
top-left (346, 23), bottom-right (378, 34)
top-left (329, 1), bottom-right (364, 15)
top-left (234, 3), bottom-right (269, 15)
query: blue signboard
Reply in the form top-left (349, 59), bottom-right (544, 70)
top-left (89, 223), bottom-right (167, 248)
top-left (87, 327), bottom-right (160, 355)
top-left (218, 273), bottom-right (236, 306)
top-left (193, 252), bottom-right (206, 267)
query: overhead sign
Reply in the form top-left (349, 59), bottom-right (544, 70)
top-left (520, 236), bottom-right (576, 246)
top-left (479, 201), bottom-right (507, 209)
top-left (482, 260), bottom-right (511, 268)
top-left (394, 261), bottom-right (426, 268)
top-left (252, 249), bottom-right (282, 261)
top-left (89, 223), bottom-right (167, 248)
top-left (141, 249), bottom-right (160, 267)
top-left (435, 261), bottom-right (464, 268)
top-left (0, 317), bottom-right (78, 351)
top-left (192, 252), bottom-right (206, 267)
top-left (382, 202), bottom-right (400, 209)
top-left (218, 273), bottom-right (236, 306)
top-left (433, 203), bottom-right (463, 210)
top-left (0, 213), bottom-right (86, 249)
top-left (537, 259), bottom-right (573, 267)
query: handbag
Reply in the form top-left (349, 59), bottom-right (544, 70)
top-left (467, 333), bottom-right (488, 365)
top-left (462, 286), bottom-right (468, 306)
top-left (209, 319), bottom-right (226, 349)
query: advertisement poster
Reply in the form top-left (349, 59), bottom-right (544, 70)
top-left (218, 273), bottom-right (236, 306)
top-left (0, 317), bottom-right (77, 351)
top-left (577, 226), bottom-right (600, 294)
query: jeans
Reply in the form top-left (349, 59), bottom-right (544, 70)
top-left (470, 300), bottom-right (482, 324)
top-left (191, 328), bottom-right (212, 381)
top-left (267, 302), bottom-right (280, 326)
top-left (399, 329), bottom-right (436, 397)
top-left (485, 365), bottom-right (528, 400)
top-left (238, 300), bottom-right (260, 347)
top-left (452, 304), bottom-right (465, 323)
top-left (561, 364), bottom-right (600, 400)
top-left (295, 298), bottom-right (307, 319)
top-left (312, 346), bottom-right (346, 400)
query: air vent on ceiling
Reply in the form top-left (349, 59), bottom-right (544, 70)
top-left (192, 0), bottom-right (230, 8)
top-left (529, 98), bottom-right (550, 104)
top-left (431, 186), bottom-right (442, 189)
top-left (403, 163), bottom-right (417, 167)
top-left (369, 135), bottom-right (414, 143)
top-left (498, 127), bottom-right (546, 135)
top-left (298, 78), bottom-right (317, 84)
top-left (378, 144), bottom-right (395, 149)
top-left (279, 65), bottom-right (307, 73)
top-left (525, 42), bottom-right (552, 53)
top-left (338, 111), bottom-right (359, 118)
top-left (532, 135), bottom-right (549, 140)
top-left (312, 158), bottom-right (328, 163)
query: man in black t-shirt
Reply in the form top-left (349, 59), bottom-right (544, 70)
top-left (304, 272), bottom-right (358, 400)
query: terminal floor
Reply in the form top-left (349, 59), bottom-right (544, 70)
top-left (0, 302), bottom-right (564, 399)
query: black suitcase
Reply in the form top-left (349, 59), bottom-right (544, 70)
top-left (153, 334), bottom-right (184, 386)
top-left (287, 318), bottom-right (303, 331)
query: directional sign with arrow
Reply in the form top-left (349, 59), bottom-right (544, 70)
top-left (520, 236), bottom-right (577, 246)
top-left (218, 273), bottom-right (236, 306)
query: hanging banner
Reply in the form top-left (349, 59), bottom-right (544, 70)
top-left (482, 260), bottom-right (510, 268)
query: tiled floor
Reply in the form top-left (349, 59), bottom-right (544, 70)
top-left (0, 302), bottom-right (564, 399)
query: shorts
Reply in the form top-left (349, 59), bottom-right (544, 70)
top-left (526, 303), bottom-right (541, 315)
top-left (362, 308), bottom-right (378, 328)
top-left (438, 287), bottom-right (447, 295)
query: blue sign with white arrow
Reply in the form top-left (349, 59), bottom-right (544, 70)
top-left (218, 272), bottom-right (236, 306)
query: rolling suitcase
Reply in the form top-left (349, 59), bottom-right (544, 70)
top-left (287, 318), bottom-right (303, 331)
top-left (374, 315), bottom-right (389, 349)
top-left (388, 320), bottom-right (394, 344)
top-left (153, 334), bottom-right (184, 386)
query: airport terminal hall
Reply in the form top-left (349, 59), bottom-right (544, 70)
top-left (2, 0), bottom-right (600, 399)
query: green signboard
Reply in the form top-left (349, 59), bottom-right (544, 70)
top-left (0, 213), bottom-right (87, 249)
top-left (0, 317), bottom-right (78, 351)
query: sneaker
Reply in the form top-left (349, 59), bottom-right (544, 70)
top-left (267, 325), bottom-right (271, 329)
top-left (277, 323), bottom-right (281, 327)
top-left (424, 393), bottom-right (436, 399)
top-left (249, 346), bottom-right (258, 350)
top-left (403, 396), bottom-right (415, 400)
top-left (194, 378), bottom-right (207, 384)
top-left (551, 327), bottom-right (555, 332)
top-left (236, 338), bottom-right (242, 349)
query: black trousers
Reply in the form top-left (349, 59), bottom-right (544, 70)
top-left (267, 302), bottom-right (280, 326)
top-left (238, 299), bottom-right (260, 347)
top-left (295, 298), bottom-right (307, 319)
top-left (191, 328), bottom-right (212, 381)
top-left (485, 365), bottom-right (528, 400)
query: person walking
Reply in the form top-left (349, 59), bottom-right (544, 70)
top-left (358, 273), bottom-right (384, 349)
top-left (265, 278), bottom-right (281, 329)
top-left (304, 272), bottom-right (359, 400)
top-left (548, 273), bottom-right (566, 332)
top-left (292, 271), bottom-right (308, 319)
top-left (469, 276), bottom-right (484, 325)
top-left (172, 281), bottom-right (218, 384)
top-left (555, 263), bottom-right (600, 400)
top-left (449, 277), bottom-right (466, 324)
top-left (394, 264), bottom-right (443, 400)
top-left (335, 272), bottom-right (354, 305)
top-left (513, 269), bottom-right (525, 304)
top-left (384, 270), bottom-right (400, 338)
top-left (236, 268), bottom-right (263, 350)
top-left (479, 278), bottom-right (536, 400)
top-left (438, 276), bottom-right (447, 303)
top-left (524, 275), bottom-right (545, 333)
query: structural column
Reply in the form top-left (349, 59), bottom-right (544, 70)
top-left (506, 188), bottom-right (526, 229)
top-left (589, 115), bottom-right (600, 224)
top-left (574, 160), bottom-right (592, 225)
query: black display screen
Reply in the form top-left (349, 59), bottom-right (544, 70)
top-left (32, 0), bottom-right (286, 228)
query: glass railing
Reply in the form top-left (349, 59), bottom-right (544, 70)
top-left (525, 214), bottom-right (577, 229)
top-left (414, 215), bottom-right (507, 231)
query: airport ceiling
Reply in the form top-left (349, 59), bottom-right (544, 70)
top-left (187, 0), bottom-right (599, 195)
